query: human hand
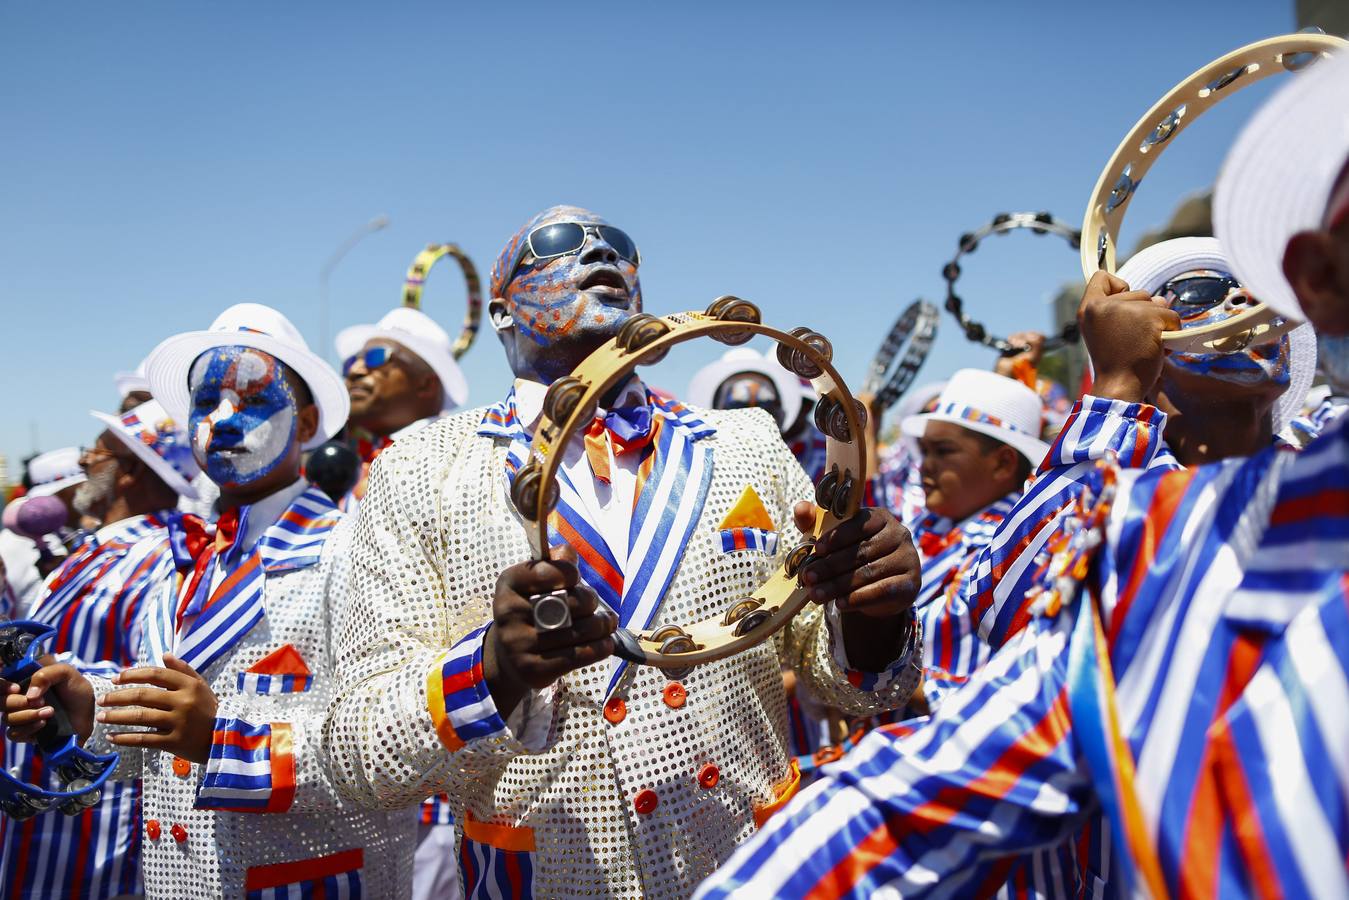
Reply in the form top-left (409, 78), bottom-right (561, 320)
top-left (1078, 270), bottom-right (1181, 402)
top-left (97, 654), bottom-right (218, 763)
top-left (3, 662), bottom-right (95, 744)
top-left (483, 547), bottom-right (617, 718)
top-left (994, 331), bottom-right (1046, 379)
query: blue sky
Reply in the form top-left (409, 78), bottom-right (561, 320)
top-left (0, 0), bottom-right (1296, 470)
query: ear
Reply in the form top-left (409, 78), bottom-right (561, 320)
top-left (118, 456), bottom-right (146, 491)
top-left (488, 298), bottom-right (515, 334)
top-left (415, 369), bottom-right (440, 402)
top-left (1282, 230), bottom-right (1349, 334)
top-left (991, 444), bottom-right (1021, 484)
top-left (295, 404), bottom-right (320, 446)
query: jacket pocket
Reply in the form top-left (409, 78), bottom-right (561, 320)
top-left (718, 526), bottom-right (779, 555)
top-left (460, 811), bottom-right (536, 899)
top-left (244, 847), bottom-right (363, 898)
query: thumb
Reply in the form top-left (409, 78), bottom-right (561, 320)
top-left (549, 542), bottom-right (579, 567)
top-left (161, 653), bottom-right (203, 681)
top-left (792, 501), bottom-right (819, 535)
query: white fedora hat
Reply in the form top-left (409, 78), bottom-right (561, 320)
top-left (1214, 47), bottom-right (1349, 322)
top-left (335, 306), bottom-right (469, 412)
top-left (901, 369), bottom-right (1051, 467)
top-left (1117, 236), bottom-right (1316, 436)
top-left (145, 303), bottom-right (348, 450)
top-left (27, 447), bottom-right (86, 497)
top-left (90, 398), bottom-right (199, 499)
top-left (113, 355), bottom-right (150, 398)
top-left (686, 346), bottom-right (803, 430)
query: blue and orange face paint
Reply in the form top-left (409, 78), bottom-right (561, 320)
top-left (490, 205), bottom-right (643, 347)
top-left (188, 347), bottom-right (298, 488)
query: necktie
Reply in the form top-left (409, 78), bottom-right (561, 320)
top-left (175, 506), bottom-right (247, 627)
top-left (584, 405), bottom-right (655, 484)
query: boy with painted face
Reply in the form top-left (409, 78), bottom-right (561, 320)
top-left (698, 49), bottom-right (1349, 900)
top-left (1, 399), bottom-right (197, 900)
top-left (325, 204), bottom-right (925, 898)
top-left (3, 304), bottom-right (415, 899)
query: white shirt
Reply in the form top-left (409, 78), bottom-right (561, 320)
top-left (513, 377), bottom-right (649, 559)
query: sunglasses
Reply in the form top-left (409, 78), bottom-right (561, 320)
top-left (512, 223), bottom-right (640, 278)
top-left (1159, 272), bottom-right (1249, 315)
top-left (342, 345), bottom-right (395, 377)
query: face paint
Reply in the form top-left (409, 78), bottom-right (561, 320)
top-left (187, 347), bottom-right (297, 488)
top-left (1161, 269), bottom-right (1292, 387)
top-left (492, 206), bottom-right (643, 348)
top-left (712, 372), bottom-right (786, 428)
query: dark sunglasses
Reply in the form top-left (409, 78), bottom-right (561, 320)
top-left (1159, 272), bottom-right (1248, 315)
top-left (513, 223), bottom-right (640, 277)
top-left (342, 345), bottom-right (395, 376)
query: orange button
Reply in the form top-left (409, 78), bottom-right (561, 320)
top-left (170, 823), bottom-right (188, 843)
top-left (698, 764), bottom-right (720, 789)
top-left (604, 697), bottom-right (627, 724)
top-left (146, 819), bottom-right (161, 841)
top-left (662, 682), bottom-right (687, 709)
top-left (172, 757), bottom-right (192, 777)
top-left (633, 789), bottom-right (659, 815)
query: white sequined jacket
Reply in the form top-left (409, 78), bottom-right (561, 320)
top-left (85, 490), bottom-right (415, 899)
top-left (327, 400), bottom-right (921, 898)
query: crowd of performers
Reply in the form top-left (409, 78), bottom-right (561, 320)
top-left (1, 40), bottom-right (1348, 900)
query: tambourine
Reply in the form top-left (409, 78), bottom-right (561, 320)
top-left (1082, 31), bottom-right (1346, 353)
top-left (861, 299), bottom-right (939, 411)
top-left (510, 297), bottom-right (867, 669)
top-left (400, 243), bottom-right (483, 359)
top-left (942, 212), bottom-right (1083, 355)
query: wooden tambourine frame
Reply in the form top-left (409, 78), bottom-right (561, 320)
top-left (400, 243), bottom-right (483, 359)
top-left (509, 297), bottom-right (867, 669)
top-left (1082, 32), bottom-right (1346, 354)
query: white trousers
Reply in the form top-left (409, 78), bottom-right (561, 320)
top-left (413, 822), bottom-right (462, 900)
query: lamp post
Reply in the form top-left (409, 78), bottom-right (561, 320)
top-left (319, 214), bottom-right (390, 363)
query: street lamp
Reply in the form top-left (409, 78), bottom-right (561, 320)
top-left (319, 214), bottom-right (391, 363)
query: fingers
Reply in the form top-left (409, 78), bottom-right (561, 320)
top-left (24, 663), bottom-right (80, 701)
top-left (96, 705), bottom-right (174, 729)
top-left (835, 574), bottom-right (921, 616)
top-left (108, 730), bottom-right (178, 748)
top-left (112, 667), bottom-right (191, 690)
top-left (98, 686), bottom-right (176, 711)
top-left (530, 637), bottom-right (616, 670)
top-left (813, 508), bottom-right (889, 556)
top-left (549, 543), bottom-right (580, 567)
top-left (533, 607), bottom-right (617, 651)
top-left (792, 501), bottom-right (817, 536)
top-left (160, 654), bottom-right (205, 681)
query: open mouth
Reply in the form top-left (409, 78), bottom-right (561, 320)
top-left (579, 266), bottom-right (630, 303)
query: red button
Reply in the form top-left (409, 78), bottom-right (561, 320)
top-left (698, 764), bottom-right (720, 789)
top-left (633, 789), bottom-right (659, 814)
top-left (172, 757), bottom-right (191, 778)
top-left (604, 697), bottom-right (627, 724)
top-left (146, 819), bottom-right (161, 841)
top-left (170, 823), bottom-right (188, 843)
top-left (662, 682), bottom-right (687, 709)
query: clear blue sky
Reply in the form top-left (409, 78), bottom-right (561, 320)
top-left (0, 0), bottom-right (1297, 471)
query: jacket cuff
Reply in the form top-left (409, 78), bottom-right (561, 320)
top-left (1041, 395), bottom-right (1166, 473)
top-left (426, 625), bottom-right (510, 752)
top-left (195, 718), bottom-right (295, 813)
top-left (826, 604), bottom-right (922, 692)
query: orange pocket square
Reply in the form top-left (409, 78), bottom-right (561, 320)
top-left (237, 644), bottom-right (312, 693)
top-left (717, 485), bottom-right (775, 532)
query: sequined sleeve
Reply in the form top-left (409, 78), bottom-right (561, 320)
top-left (325, 424), bottom-right (533, 812)
top-left (770, 429), bottom-right (923, 716)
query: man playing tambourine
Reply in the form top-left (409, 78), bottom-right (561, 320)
top-left (324, 204), bottom-right (925, 898)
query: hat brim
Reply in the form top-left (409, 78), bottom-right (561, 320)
top-left (29, 473), bottom-right (87, 498)
top-left (145, 331), bottom-right (349, 451)
top-left (687, 355), bottom-right (802, 432)
top-left (1117, 236), bottom-right (1317, 435)
top-left (900, 412), bottom-right (1051, 469)
top-left (90, 410), bottom-right (199, 499)
top-left (1214, 50), bottom-right (1349, 323)
top-left (113, 372), bottom-right (150, 397)
top-left (337, 325), bottom-right (468, 412)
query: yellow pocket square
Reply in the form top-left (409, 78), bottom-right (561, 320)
top-left (718, 485), bottom-right (775, 532)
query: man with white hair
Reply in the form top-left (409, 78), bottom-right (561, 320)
top-left (336, 306), bottom-right (469, 898)
top-left (698, 46), bottom-right (1349, 900)
top-left (0, 400), bottom-right (199, 899)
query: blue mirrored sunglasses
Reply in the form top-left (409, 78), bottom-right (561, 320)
top-left (342, 345), bottom-right (394, 376)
